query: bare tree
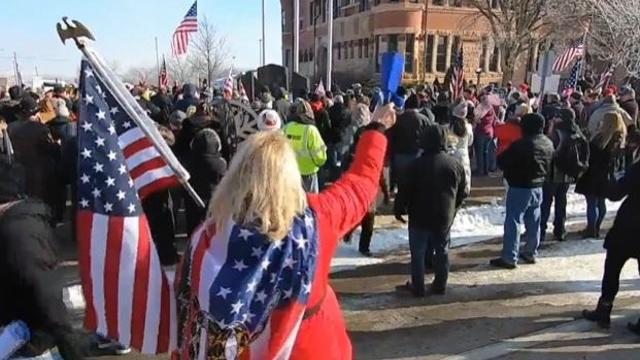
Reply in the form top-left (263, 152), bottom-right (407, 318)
top-left (189, 16), bottom-right (230, 85)
top-left (167, 54), bottom-right (196, 85)
top-left (121, 65), bottom-right (157, 85)
top-left (467, 0), bottom-right (547, 84)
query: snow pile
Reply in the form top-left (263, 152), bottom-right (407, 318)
top-left (331, 188), bottom-right (621, 272)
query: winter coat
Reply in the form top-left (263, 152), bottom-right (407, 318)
top-left (0, 159), bottom-right (81, 359)
top-left (540, 102), bottom-right (561, 133)
top-left (275, 98), bottom-right (291, 124)
top-left (388, 109), bottom-right (434, 156)
top-left (431, 104), bottom-right (450, 125)
top-left (495, 122), bottom-right (522, 155)
top-left (328, 102), bottom-right (351, 145)
top-left (473, 106), bottom-right (497, 138)
top-left (588, 99), bottom-right (634, 137)
top-left (8, 120), bottom-right (59, 206)
top-left (395, 125), bottom-right (468, 237)
top-left (48, 116), bottom-right (78, 185)
top-left (310, 101), bottom-right (332, 144)
top-left (284, 116), bottom-right (327, 176)
top-left (571, 101), bottom-right (586, 129)
top-left (498, 115), bottom-right (554, 188)
top-left (447, 122), bottom-right (474, 195)
top-left (0, 100), bottom-right (20, 124)
top-left (546, 128), bottom-right (580, 184)
top-left (575, 141), bottom-right (621, 198)
top-left (174, 84), bottom-right (200, 113)
top-left (619, 98), bottom-right (639, 128)
top-left (604, 160), bottom-right (640, 256)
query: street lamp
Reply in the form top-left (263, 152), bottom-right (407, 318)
top-left (475, 67), bottom-right (483, 88)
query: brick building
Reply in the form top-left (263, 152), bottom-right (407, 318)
top-left (281, 0), bottom-right (539, 87)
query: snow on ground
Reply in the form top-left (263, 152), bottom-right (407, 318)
top-left (331, 188), bottom-right (621, 272)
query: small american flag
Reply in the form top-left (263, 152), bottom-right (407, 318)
top-left (159, 56), bottom-right (168, 88)
top-left (238, 80), bottom-right (248, 99)
top-left (562, 59), bottom-right (582, 97)
top-left (172, 1), bottom-right (198, 56)
top-left (553, 37), bottom-right (585, 73)
top-left (449, 45), bottom-right (464, 101)
top-left (175, 210), bottom-right (318, 359)
top-left (596, 64), bottom-right (615, 92)
top-left (77, 59), bottom-right (178, 353)
top-left (223, 73), bottom-right (234, 100)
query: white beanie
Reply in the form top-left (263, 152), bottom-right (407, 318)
top-left (257, 109), bottom-right (282, 132)
top-left (452, 101), bottom-right (468, 119)
top-left (53, 98), bottom-right (70, 117)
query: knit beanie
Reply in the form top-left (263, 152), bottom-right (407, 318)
top-left (257, 110), bottom-right (282, 132)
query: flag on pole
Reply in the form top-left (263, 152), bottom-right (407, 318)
top-left (223, 72), bottom-right (234, 100)
top-left (171, 1), bottom-right (198, 56)
top-left (596, 64), bottom-right (614, 92)
top-left (159, 56), bottom-right (168, 88)
top-left (561, 58), bottom-right (582, 97)
top-left (552, 37), bottom-right (585, 73)
top-left (238, 79), bottom-right (247, 100)
top-left (448, 45), bottom-right (464, 101)
top-left (76, 59), bottom-right (178, 354)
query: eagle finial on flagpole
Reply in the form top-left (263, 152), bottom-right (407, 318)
top-left (56, 17), bottom-right (95, 49)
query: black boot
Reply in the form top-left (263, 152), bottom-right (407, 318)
top-left (582, 299), bottom-right (613, 329)
top-left (628, 318), bottom-right (640, 335)
top-left (581, 226), bottom-right (597, 239)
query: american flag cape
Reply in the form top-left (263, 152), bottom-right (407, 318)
top-left (448, 45), bottom-right (464, 101)
top-left (553, 37), bottom-right (585, 73)
top-left (173, 209), bottom-right (318, 359)
top-left (562, 59), bottom-right (582, 97)
top-left (76, 59), bottom-right (179, 353)
top-left (172, 1), bottom-right (198, 56)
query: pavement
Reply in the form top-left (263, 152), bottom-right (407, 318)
top-left (49, 176), bottom-right (640, 359)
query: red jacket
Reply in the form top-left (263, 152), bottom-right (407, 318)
top-left (291, 130), bottom-right (387, 360)
top-left (495, 122), bottom-right (522, 155)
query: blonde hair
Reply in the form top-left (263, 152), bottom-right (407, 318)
top-left (594, 112), bottom-right (627, 150)
top-left (208, 131), bottom-right (307, 239)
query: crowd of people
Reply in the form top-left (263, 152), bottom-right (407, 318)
top-left (1, 71), bottom-right (640, 358)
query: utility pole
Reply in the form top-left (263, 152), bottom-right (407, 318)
top-left (155, 37), bottom-right (160, 87)
top-left (259, 39), bottom-right (263, 66)
top-left (327, 0), bottom-right (333, 91)
top-left (262, 0), bottom-right (266, 67)
top-left (293, 0), bottom-right (300, 74)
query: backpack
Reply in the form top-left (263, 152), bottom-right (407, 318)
top-left (555, 130), bottom-right (590, 180)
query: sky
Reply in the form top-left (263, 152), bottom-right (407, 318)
top-left (0, 0), bottom-right (283, 81)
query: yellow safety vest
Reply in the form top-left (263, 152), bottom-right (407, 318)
top-left (283, 122), bottom-right (327, 176)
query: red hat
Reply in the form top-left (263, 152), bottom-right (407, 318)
top-left (519, 83), bottom-right (530, 92)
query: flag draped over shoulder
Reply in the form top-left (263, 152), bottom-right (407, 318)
top-left (76, 59), bottom-right (179, 354)
top-left (174, 210), bottom-right (319, 359)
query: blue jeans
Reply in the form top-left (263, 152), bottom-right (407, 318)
top-left (586, 196), bottom-right (607, 231)
top-left (302, 174), bottom-right (319, 193)
top-left (392, 153), bottom-right (418, 191)
top-left (474, 133), bottom-right (491, 176)
top-left (540, 182), bottom-right (570, 238)
top-left (409, 227), bottom-right (450, 295)
top-left (502, 187), bottom-right (543, 264)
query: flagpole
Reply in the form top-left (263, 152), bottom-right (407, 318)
top-left (293, 0), bottom-right (300, 74)
top-left (327, 0), bottom-right (333, 92)
top-left (155, 36), bottom-right (160, 87)
top-left (261, 0), bottom-right (266, 67)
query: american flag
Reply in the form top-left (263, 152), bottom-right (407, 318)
top-left (172, 1), bottom-right (198, 56)
top-left (159, 56), bottom-right (168, 88)
top-left (449, 45), bottom-right (464, 101)
top-left (553, 37), bottom-right (585, 73)
top-left (174, 210), bottom-right (318, 359)
top-left (596, 64), bottom-right (615, 92)
top-left (223, 73), bottom-right (234, 100)
top-left (238, 79), bottom-right (248, 99)
top-left (76, 59), bottom-right (178, 354)
top-left (562, 59), bottom-right (582, 97)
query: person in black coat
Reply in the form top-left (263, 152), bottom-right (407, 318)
top-left (175, 111), bottom-right (227, 236)
top-left (48, 99), bottom-right (78, 223)
top-left (395, 125), bottom-right (468, 296)
top-left (583, 160), bottom-right (640, 331)
top-left (490, 113), bottom-right (554, 269)
top-left (576, 112), bottom-right (627, 238)
top-left (0, 157), bottom-right (82, 360)
top-left (173, 83), bottom-right (200, 113)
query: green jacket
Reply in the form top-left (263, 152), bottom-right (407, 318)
top-left (283, 121), bottom-right (327, 175)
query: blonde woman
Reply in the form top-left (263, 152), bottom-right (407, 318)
top-left (576, 112), bottom-right (627, 238)
top-left (174, 105), bottom-right (395, 359)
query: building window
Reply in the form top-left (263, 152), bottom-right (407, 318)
top-left (309, 48), bottom-right (314, 62)
top-left (350, 41), bottom-right (355, 58)
top-left (344, 42), bottom-right (349, 59)
top-left (340, 22), bottom-right (345, 36)
top-left (387, 34), bottom-right (398, 52)
top-left (285, 49), bottom-right (291, 67)
top-left (310, 2), bottom-right (314, 26)
top-left (450, 35), bottom-right (461, 65)
top-left (405, 34), bottom-right (415, 73)
top-left (303, 50), bottom-right (308, 62)
top-left (479, 37), bottom-right (488, 70)
top-left (364, 38), bottom-right (369, 58)
top-left (489, 45), bottom-right (499, 72)
top-left (375, 35), bottom-right (380, 72)
top-left (436, 35), bottom-right (447, 72)
top-left (322, 0), bottom-right (327, 22)
top-left (425, 34), bottom-right (435, 73)
top-left (337, 43), bottom-right (341, 60)
top-left (358, 39), bottom-right (363, 58)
